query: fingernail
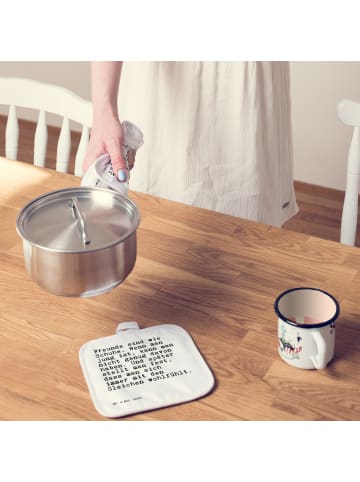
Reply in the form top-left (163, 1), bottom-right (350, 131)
top-left (117, 169), bottom-right (127, 182)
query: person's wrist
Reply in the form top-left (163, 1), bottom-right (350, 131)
top-left (93, 101), bottom-right (119, 121)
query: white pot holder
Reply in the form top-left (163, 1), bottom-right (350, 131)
top-left (79, 322), bottom-right (215, 418)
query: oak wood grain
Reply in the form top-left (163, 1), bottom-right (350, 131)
top-left (1, 157), bottom-right (360, 421)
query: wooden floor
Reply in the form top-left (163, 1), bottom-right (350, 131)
top-left (1, 115), bottom-right (359, 246)
top-left (284, 181), bottom-right (360, 246)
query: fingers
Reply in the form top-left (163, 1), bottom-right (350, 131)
top-left (83, 147), bottom-right (104, 173)
top-left (107, 142), bottom-right (128, 182)
top-left (82, 120), bottom-right (134, 182)
top-left (111, 155), bottom-right (128, 182)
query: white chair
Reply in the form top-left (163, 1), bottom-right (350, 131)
top-left (337, 99), bottom-right (360, 246)
top-left (0, 77), bottom-right (92, 176)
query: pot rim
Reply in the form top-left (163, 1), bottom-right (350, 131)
top-left (16, 186), bottom-right (141, 254)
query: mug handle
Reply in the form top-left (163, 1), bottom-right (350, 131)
top-left (310, 330), bottom-right (327, 369)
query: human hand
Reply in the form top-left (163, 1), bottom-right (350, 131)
top-left (83, 111), bottom-right (128, 181)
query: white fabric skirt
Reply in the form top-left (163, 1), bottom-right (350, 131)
top-left (118, 61), bottom-right (298, 227)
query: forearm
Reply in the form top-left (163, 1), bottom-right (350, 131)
top-left (91, 61), bottom-right (123, 118)
top-left (84, 61), bottom-right (126, 175)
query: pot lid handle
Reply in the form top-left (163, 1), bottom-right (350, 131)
top-left (70, 197), bottom-right (91, 247)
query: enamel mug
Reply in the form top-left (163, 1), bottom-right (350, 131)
top-left (274, 287), bottom-right (340, 369)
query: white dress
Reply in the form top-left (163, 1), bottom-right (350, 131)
top-left (118, 61), bottom-right (298, 227)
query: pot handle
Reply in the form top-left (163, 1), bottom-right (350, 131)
top-left (70, 197), bottom-right (90, 246)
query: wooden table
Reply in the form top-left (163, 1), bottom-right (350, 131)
top-left (1, 157), bottom-right (360, 421)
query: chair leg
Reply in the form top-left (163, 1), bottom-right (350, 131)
top-left (340, 127), bottom-right (360, 246)
top-left (341, 173), bottom-right (359, 245)
top-left (74, 125), bottom-right (90, 177)
top-left (34, 110), bottom-right (48, 167)
top-left (56, 117), bottom-right (71, 173)
top-left (5, 105), bottom-right (19, 160)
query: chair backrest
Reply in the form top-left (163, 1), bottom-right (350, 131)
top-left (337, 99), bottom-right (360, 246)
top-left (0, 77), bottom-right (92, 176)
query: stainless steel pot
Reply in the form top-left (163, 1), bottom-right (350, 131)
top-left (16, 187), bottom-right (140, 297)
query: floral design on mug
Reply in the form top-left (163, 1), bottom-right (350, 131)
top-left (279, 336), bottom-right (302, 359)
top-left (278, 323), bottom-right (303, 360)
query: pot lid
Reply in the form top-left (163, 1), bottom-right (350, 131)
top-left (16, 187), bottom-right (140, 253)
